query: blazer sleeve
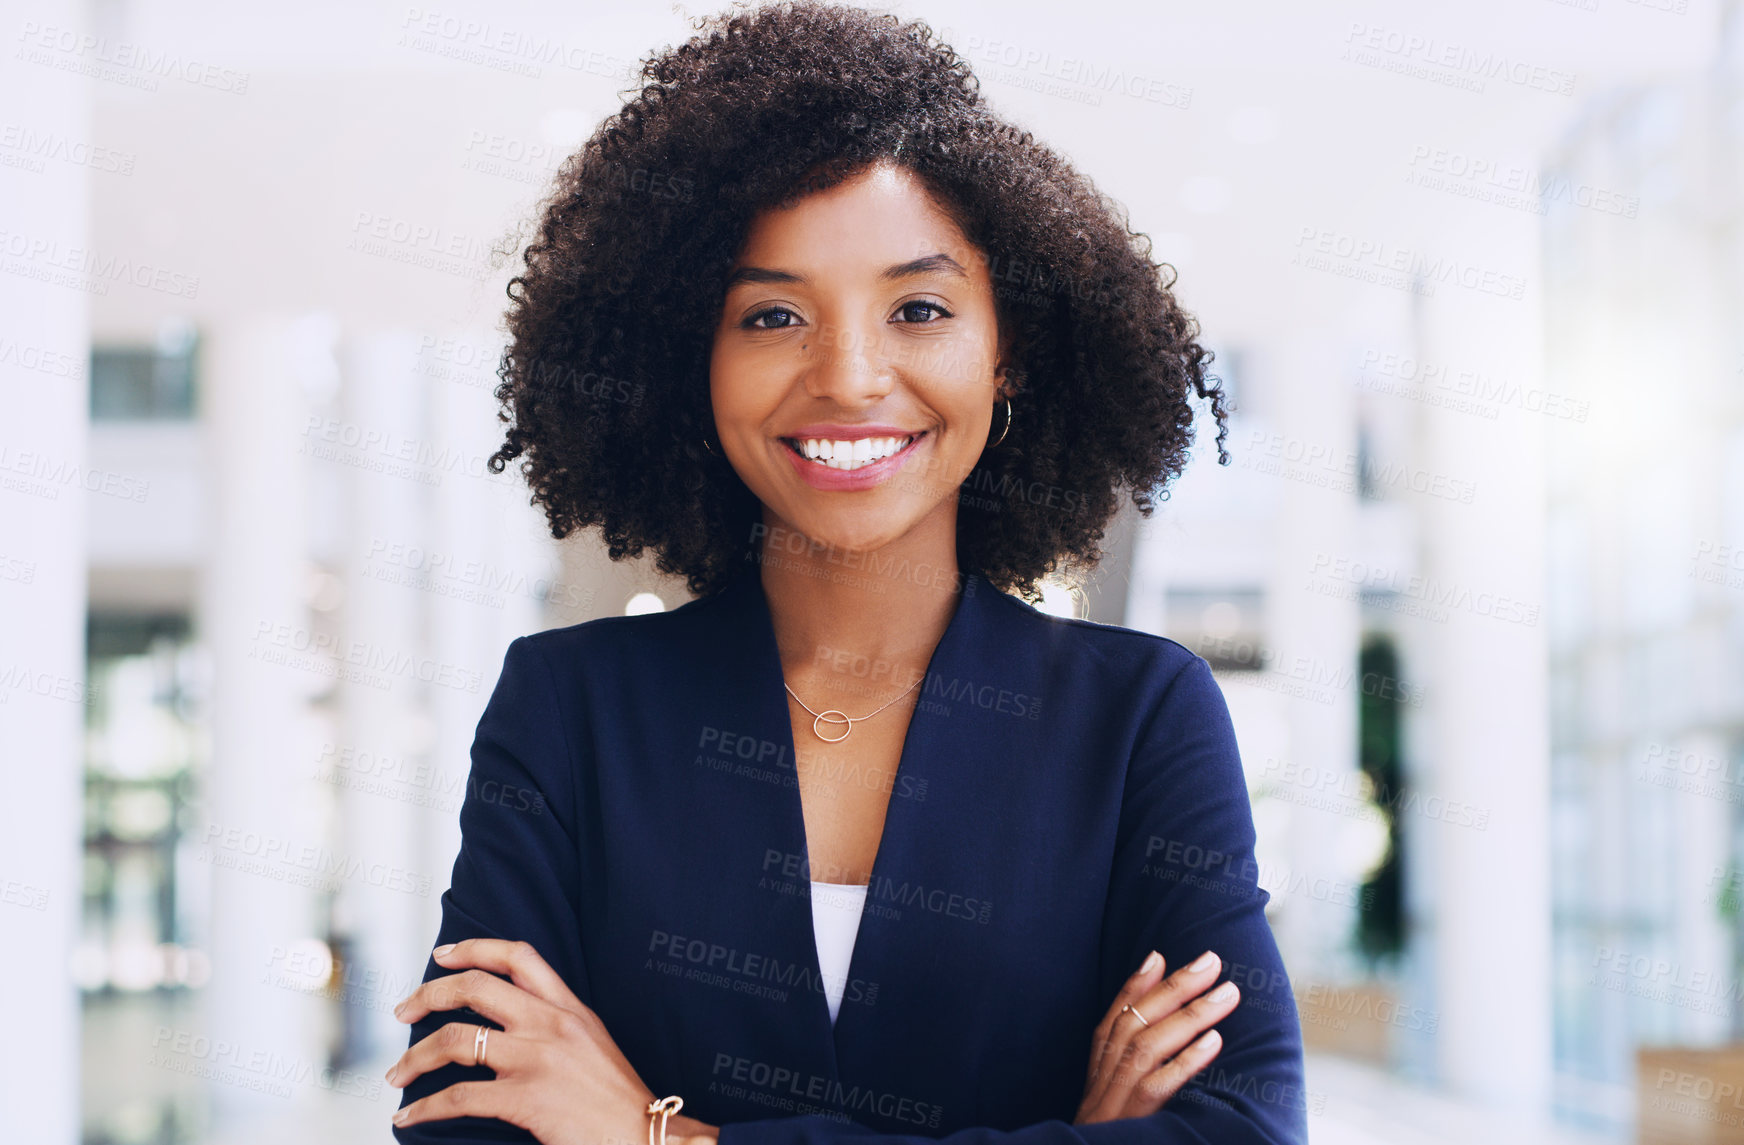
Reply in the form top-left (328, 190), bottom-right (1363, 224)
top-left (715, 653), bottom-right (1310, 1145)
top-left (394, 634), bottom-right (594, 1144)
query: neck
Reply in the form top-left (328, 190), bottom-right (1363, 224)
top-left (756, 503), bottom-right (966, 701)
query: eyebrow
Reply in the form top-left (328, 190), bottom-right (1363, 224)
top-left (723, 252), bottom-right (968, 290)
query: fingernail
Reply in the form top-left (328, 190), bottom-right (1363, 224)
top-left (1190, 950), bottom-right (1217, 972)
top-left (1140, 950), bottom-right (1162, 975)
top-left (385, 1065), bottom-right (398, 1086)
top-left (393, 999), bottom-right (407, 1018)
top-left (1210, 980), bottom-right (1238, 1002)
top-left (433, 943), bottom-right (456, 958)
top-left (393, 1108), bottom-right (410, 1125)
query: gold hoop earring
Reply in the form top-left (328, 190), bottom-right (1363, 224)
top-left (702, 436), bottom-right (719, 457)
top-left (988, 396), bottom-right (1013, 448)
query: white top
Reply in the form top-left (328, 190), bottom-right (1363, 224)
top-left (809, 880), bottom-right (869, 1026)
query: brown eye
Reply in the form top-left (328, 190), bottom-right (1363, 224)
top-left (895, 300), bottom-right (952, 323)
top-left (745, 306), bottom-right (800, 329)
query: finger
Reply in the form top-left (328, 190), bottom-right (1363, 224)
top-left (389, 1021), bottom-right (526, 1090)
top-left (1088, 949), bottom-right (1218, 1110)
top-left (1085, 975), bottom-right (1238, 1122)
top-left (1131, 950), bottom-right (1223, 1024)
top-left (1087, 952), bottom-right (1164, 1083)
top-left (1085, 951), bottom-right (1165, 1100)
top-left (1128, 1029), bottom-right (1222, 1117)
top-left (1095, 1005), bottom-right (1159, 1098)
top-left (395, 967), bottom-right (539, 1029)
top-left (433, 938), bottom-right (585, 1015)
top-left (393, 1078), bottom-right (523, 1130)
top-left (1128, 979), bottom-right (1240, 1075)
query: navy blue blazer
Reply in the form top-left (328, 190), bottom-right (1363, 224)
top-left (395, 563), bottom-right (1308, 1145)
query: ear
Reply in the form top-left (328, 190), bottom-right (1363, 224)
top-left (993, 332), bottom-right (1019, 400)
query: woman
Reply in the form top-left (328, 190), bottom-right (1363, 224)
top-left (386, 3), bottom-right (1307, 1144)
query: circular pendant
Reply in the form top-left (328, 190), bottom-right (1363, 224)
top-left (813, 710), bottom-right (853, 743)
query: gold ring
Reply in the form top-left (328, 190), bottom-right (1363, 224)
top-left (474, 1025), bottom-right (489, 1067)
top-left (1121, 1003), bottom-right (1150, 1028)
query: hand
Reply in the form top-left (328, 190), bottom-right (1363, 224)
top-left (387, 938), bottom-right (692, 1145)
top-left (1074, 949), bottom-right (1239, 1124)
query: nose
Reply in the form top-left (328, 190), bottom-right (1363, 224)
top-left (801, 316), bottom-right (895, 406)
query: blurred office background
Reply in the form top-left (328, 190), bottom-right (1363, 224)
top-left (2, 0), bottom-right (1740, 1141)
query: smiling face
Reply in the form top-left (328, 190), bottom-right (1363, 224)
top-left (709, 161), bottom-right (1009, 558)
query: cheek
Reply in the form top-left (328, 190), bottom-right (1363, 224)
top-left (931, 374), bottom-right (994, 435)
top-left (708, 346), bottom-right (759, 424)
top-left (930, 318), bottom-right (1002, 408)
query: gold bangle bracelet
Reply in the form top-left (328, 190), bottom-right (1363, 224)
top-left (647, 1094), bottom-right (685, 1145)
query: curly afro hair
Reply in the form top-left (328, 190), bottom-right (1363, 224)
top-left (487, 0), bottom-right (1228, 602)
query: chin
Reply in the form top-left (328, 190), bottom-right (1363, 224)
top-left (800, 522), bottom-right (908, 555)
top-left (779, 507), bottom-right (915, 556)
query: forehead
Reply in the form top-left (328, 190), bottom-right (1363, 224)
top-left (732, 162), bottom-right (982, 277)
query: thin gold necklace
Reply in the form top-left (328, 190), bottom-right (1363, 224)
top-left (784, 673), bottom-right (925, 743)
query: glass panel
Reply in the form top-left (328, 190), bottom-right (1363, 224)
top-left (90, 320), bottom-right (198, 420)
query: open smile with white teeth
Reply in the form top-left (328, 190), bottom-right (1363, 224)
top-left (782, 433), bottom-right (924, 470)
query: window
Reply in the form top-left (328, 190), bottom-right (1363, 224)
top-left (1165, 586), bottom-right (1266, 670)
top-left (80, 613), bottom-right (205, 994)
top-left (90, 320), bottom-right (198, 420)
